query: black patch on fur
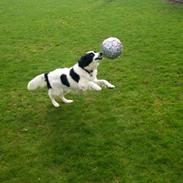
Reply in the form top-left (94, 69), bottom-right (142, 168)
top-left (70, 68), bottom-right (80, 83)
top-left (78, 52), bottom-right (95, 68)
top-left (44, 73), bottom-right (52, 89)
top-left (60, 74), bottom-right (70, 87)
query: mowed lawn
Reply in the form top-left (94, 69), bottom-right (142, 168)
top-left (0, 0), bottom-right (183, 182)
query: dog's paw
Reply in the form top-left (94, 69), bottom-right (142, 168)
top-left (52, 102), bottom-right (60, 108)
top-left (95, 85), bottom-right (102, 91)
top-left (107, 84), bottom-right (115, 89)
top-left (64, 99), bottom-right (74, 104)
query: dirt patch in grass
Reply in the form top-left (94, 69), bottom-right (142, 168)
top-left (169, 0), bottom-right (183, 3)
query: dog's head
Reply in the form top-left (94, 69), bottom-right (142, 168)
top-left (78, 51), bottom-right (103, 70)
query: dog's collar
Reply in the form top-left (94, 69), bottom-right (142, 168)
top-left (80, 67), bottom-right (93, 76)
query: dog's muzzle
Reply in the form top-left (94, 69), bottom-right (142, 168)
top-left (96, 52), bottom-right (103, 60)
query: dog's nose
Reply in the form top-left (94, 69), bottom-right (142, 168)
top-left (99, 52), bottom-right (103, 56)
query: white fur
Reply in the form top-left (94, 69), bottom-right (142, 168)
top-left (27, 51), bottom-right (115, 107)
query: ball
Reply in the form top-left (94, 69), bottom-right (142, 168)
top-left (101, 37), bottom-right (123, 59)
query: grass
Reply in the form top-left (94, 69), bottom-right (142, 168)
top-left (0, 0), bottom-right (183, 182)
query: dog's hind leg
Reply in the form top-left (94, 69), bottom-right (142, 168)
top-left (48, 89), bottom-right (60, 107)
top-left (61, 96), bottom-right (73, 104)
top-left (60, 92), bottom-right (73, 104)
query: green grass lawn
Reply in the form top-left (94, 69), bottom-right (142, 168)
top-left (0, 0), bottom-right (183, 182)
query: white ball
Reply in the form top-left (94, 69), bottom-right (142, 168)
top-left (101, 37), bottom-right (123, 59)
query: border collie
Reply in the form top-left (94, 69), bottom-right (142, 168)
top-left (27, 51), bottom-right (115, 107)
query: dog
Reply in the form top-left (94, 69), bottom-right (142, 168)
top-left (27, 51), bottom-right (115, 107)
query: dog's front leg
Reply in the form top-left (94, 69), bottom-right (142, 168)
top-left (95, 79), bottom-right (115, 89)
top-left (88, 81), bottom-right (102, 91)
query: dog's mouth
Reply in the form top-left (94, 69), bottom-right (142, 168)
top-left (95, 56), bottom-right (103, 60)
top-left (95, 53), bottom-right (103, 60)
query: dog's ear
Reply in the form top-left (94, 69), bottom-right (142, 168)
top-left (78, 53), bottom-right (94, 68)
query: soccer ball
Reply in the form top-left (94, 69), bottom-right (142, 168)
top-left (101, 37), bottom-right (123, 59)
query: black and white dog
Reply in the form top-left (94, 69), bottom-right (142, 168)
top-left (27, 51), bottom-right (115, 107)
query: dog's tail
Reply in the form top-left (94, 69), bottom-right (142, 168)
top-left (27, 73), bottom-right (48, 91)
